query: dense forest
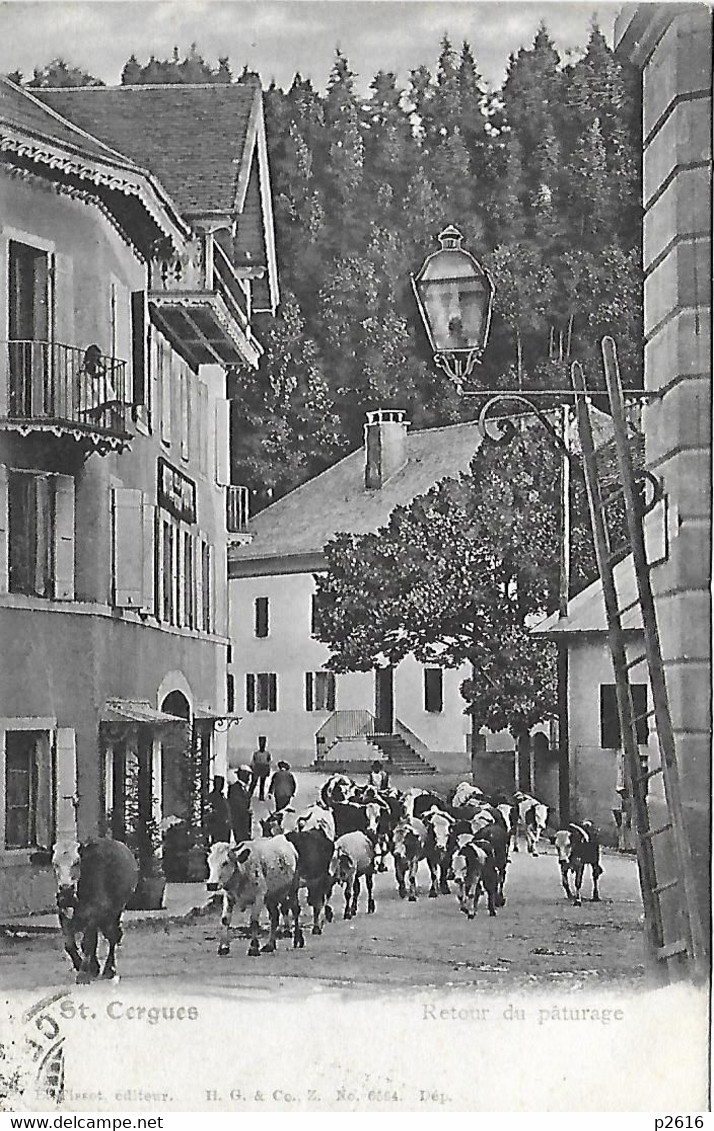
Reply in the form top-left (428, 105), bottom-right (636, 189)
top-left (14, 32), bottom-right (643, 507)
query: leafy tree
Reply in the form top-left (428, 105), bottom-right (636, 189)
top-left (314, 427), bottom-right (562, 755)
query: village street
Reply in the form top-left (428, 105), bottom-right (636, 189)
top-left (0, 773), bottom-right (648, 995)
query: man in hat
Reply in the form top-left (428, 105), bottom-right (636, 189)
top-left (227, 767), bottom-right (252, 844)
top-left (268, 761), bottom-right (297, 812)
top-left (249, 736), bottom-right (272, 801)
top-left (206, 775), bottom-right (231, 845)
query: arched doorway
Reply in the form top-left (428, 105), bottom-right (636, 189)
top-left (160, 690), bottom-right (191, 823)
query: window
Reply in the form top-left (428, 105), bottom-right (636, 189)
top-left (7, 470), bottom-right (74, 599)
top-left (131, 291), bottom-right (148, 409)
top-left (600, 684), bottom-right (649, 749)
top-left (8, 241), bottom-right (50, 418)
top-left (424, 668), bottom-right (444, 714)
top-left (162, 519), bottom-right (175, 624)
top-left (311, 594), bottom-right (318, 636)
top-left (160, 340), bottom-right (172, 446)
top-left (183, 531), bottom-right (194, 629)
top-left (246, 673), bottom-right (277, 713)
top-left (4, 730), bottom-right (53, 850)
top-left (305, 672), bottom-right (336, 712)
top-left (226, 673), bottom-right (235, 714)
top-left (201, 540), bottom-right (212, 633)
top-left (255, 596), bottom-right (269, 638)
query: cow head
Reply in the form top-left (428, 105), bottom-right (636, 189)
top-left (469, 809), bottom-right (495, 835)
top-left (451, 843), bottom-right (485, 919)
top-left (206, 841), bottom-right (239, 891)
top-left (424, 808), bottom-right (454, 851)
top-left (52, 840), bottom-right (81, 909)
top-left (261, 812), bottom-right (284, 837)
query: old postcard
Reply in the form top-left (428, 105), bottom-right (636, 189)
top-left (0, 0), bottom-right (710, 1115)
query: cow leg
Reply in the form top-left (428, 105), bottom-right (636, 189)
top-left (591, 863), bottom-right (602, 902)
top-left (101, 918), bottom-right (122, 979)
top-left (310, 885), bottom-right (324, 936)
top-left (486, 881), bottom-right (497, 917)
top-left (261, 902), bottom-right (279, 953)
top-left (291, 892), bottom-right (305, 949)
top-left (465, 883), bottom-right (478, 920)
top-left (408, 860), bottom-right (418, 902)
top-left (439, 861), bottom-right (450, 896)
top-left (572, 861), bottom-right (585, 907)
top-left (395, 859), bottom-right (407, 899)
top-left (77, 926), bottom-right (100, 983)
top-left (525, 825), bottom-right (536, 855)
top-left (560, 861), bottom-right (573, 898)
top-left (366, 871), bottom-right (375, 914)
top-left (218, 893), bottom-right (236, 955)
top-left (427, 859), bottom-right (439, 898)
top-left (59, 912), bottom-right (82, 973)
top-left (350, 874), bottom-right (360, 917)
top-left (343, 879), bottom-right (352, 920)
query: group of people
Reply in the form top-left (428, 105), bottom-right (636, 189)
top-left (205, 737), bottom-right (298, 847)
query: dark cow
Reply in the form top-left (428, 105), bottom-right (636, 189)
top-left (451, 836), bottom-right (499, 918)
top-left (285, 828), bottom-right (336, 935)
top-left (422, 807), bottom-right (455, 897)
top-left (320, 774), bottom-right (355, 807)
top-left (52, 838), bottom-right (138, 983)
top-left (556, 823), bottom-right (603, 906)
top-left (391, 816), bottom-right (427, 901)
top-left (402, 788), bottom-right (446, 820)
top-left (207, 837), bottom-right (304, 956)
top-left (473, 822), bottom-right (508, 908)
top-left (331, 800), bottom-right (383, 840)
top-left (328, 831), bottom-right (376, 919)
top-left (373, 790), bottom-right (403, 872)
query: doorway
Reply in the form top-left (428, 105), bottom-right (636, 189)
top-left (374, 667), bottom-right (394, 734)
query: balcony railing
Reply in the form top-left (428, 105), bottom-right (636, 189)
top-left (1, 341), bottom-right (129, 440)
top-left (226, 485), bottom-right (250, 534)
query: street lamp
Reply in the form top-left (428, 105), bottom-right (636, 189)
top-left (411, 225), bottom-right (494, 390)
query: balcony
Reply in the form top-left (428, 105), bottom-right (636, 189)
top-left (226, 485), bottom-right (251, 543)
top-left (149, 234), bottom-right (263, 370)
top-left (0, 341), bottom-right (131, 454)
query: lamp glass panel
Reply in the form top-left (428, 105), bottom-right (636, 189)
top-left (420, 277), bottom-right (487, 351)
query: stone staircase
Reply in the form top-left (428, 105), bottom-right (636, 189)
top-left (370, 733), bottom-right (436, 775)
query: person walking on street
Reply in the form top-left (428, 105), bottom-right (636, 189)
top-left (228, 767), bottom-right (252, 844)
top-left (249, 736), bottom-right (272, 801)
top-left (206, 775), bottom-right (231, 845)
top-left (268, 761), bottom-right (297, 812)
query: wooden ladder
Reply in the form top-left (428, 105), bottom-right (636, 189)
top-left (570, 338), bottom-right (707, 983)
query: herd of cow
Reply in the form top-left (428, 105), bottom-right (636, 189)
top-left (49, 774), bottom-right (603, 982)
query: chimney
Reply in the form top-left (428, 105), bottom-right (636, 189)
top-left (364, 409), bottom-right (408, 490)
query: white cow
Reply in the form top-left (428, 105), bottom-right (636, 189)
top-left (207, 837), bottom-right (304, 956)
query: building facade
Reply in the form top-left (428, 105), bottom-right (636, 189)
top-left (615, 5), bottom-right (712, 938)
top-left (228, 409), bottom-right (555, 799)
top-left (0, 79), bottom-right (278, 914)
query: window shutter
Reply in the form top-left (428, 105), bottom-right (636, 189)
top-left (55, 727), bottom-right (77, 840)
top-left (327, 674), bottom-right (336, 712)
top-left (112, 487), bottom-right (144, 608)
top-left (215, 398), bottom-right (230, 486)
top-left (155, 513), bottom-right (164, 623)
top-left (199, 384), bottom-right (209, 476)
top-left (600, 685), bottom-right (620, 749)
top-left (246, 673), bottom-right (255, 713)
top-left (208, 542), bottom-right (215, 633)
top-left (131, 291), bottom-right (148, 406)
top-left (305, 672), bottom-right (313, 712)
top-left (180, 366), bottom-right (189, 461)
top-left (53, 474), bottom-right (75, 600)
top-left (0, 464), bottom-right (8, 594)
top-left (255, 597), bottom-right (269, 638)
top-left (141, 500), bottom-right (156, 614)
top-left (160, 343), bottom-right (172, 445)
top-left (269, 673), bottom-right (277, 713)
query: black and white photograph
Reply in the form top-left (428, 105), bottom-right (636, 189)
top-left (0, 0), bottom-right (710, 1115)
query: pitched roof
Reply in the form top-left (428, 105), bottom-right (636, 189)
top-left (37, 82), bottom-right (260, 216)
top-left (232, 420), bottom-right (486, 565)
top-left (532, 553), bottom-right (642, 636)
top-left (0, 76), bottom-right (143, 168)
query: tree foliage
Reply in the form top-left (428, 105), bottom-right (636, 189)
top-left (314, 428), bottom-right (563, 736)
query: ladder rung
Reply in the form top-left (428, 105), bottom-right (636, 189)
top-left (643, 822), bottom-right (673, 840)
top-left (656, 939), bottom-right (689, 961)
top-left (623, 653), bottom-right (648, 671)
top-left (617, 597), bottom-right (642, 619)
top-left (633, 707), bottom-right (657, 724)
top-left (652, 878), bottom-right (679, 897)
top-left (600, 485), bottom-right (624, 507)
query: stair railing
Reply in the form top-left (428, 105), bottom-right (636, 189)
top-left (315, 710), bottom-right (375, 760)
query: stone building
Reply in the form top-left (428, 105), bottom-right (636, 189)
top-left (0, 78), bottom-right (278, 914)
top-left (615, 6), bottom-right (711, 938)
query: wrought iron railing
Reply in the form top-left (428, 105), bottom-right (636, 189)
top-left (315, 710), bottom-right (375, 759)
top-left (226, 485), bottom-right (250, 534)
top-left (1, 341), bottom-right (128, 435)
